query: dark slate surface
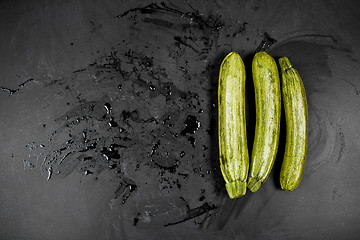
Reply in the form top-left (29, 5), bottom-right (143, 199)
top-left (1, 0), bottom-right (360, 239)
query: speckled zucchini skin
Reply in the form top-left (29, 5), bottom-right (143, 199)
top-left (218, 52), bottom-right (249, 199)
top-left (248, 51), bottom-right (281, 192)
top-left (279, 57), bottom-right (308, 191)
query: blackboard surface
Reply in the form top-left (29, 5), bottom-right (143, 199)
top-left (1, 1), bottom-right (360, 239)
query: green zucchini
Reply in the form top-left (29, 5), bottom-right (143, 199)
top-left (279, 57), bottom-right (308, 191)
top-left (248, 51), bottom-right (281, 192)
top-left (218, 52), bottom-right (249, 199)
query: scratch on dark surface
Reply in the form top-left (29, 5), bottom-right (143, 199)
top-left (39, 99), bottom-right (121, 177)
top-left (117, 1), bottom-right (223, 57)
top-left (232, 22), bottom-right (247, 37)
top-left (174, 36), bottom-right (200, 53)
top-left (304, 109), bottom-right (336, 174)
top-left (143, 17), bottom-right (175, 28)
top-left (254, 190), bottom-right (277, 220)
top-left (197, 210), bottom-right (213, 229)
top-left (279, 32), bottom-right (340, 45)
top-left (153, 158), bottom-right (179, 174)
top-left (57, 151), bottom-right (74, 165)
top-left (180, 196), bottom-right (191, 211)
top-left (1, 87), bottom-right (19, 95)
top-left (337, 124), bottom-right (345, 163)
top-left (255, 32), bottom-right (277, 52)
top-left (1, 78), bottom-right (35, 95)
top-left (341, 78), bottom-right (360, 95)
top-left (72, 68), bottom-right (87, 73)
top-left (150, 140), bottom-right (161, 157)
top-left (113, 178), bottom-right (137, 204)
top-left (18, 78), bottom-right (34, 87)
top-left (332, 187), bottom-right (337, 201)
top-left (116, 2), bottom-right (178, 18)
top-left (54, 100), bottom-right (97, 121)
top-left (211, 194), bottom-right (252, 230)
top-left (117, 1), bottom-right (223, 30)
top-left (164, 202), bottom-right (216, 227)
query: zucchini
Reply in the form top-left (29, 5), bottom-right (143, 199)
top-left (248, 51), bottom-right (281, 192)
top-left (218, 52), bottom-right (249, 199)
top-left (279, 57), bottom-right (308, 191)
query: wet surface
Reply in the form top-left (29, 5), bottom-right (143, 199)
top-left (1, 0), bottom-right (360, 239)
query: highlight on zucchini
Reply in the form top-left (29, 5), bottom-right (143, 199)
top-left (248, 51), bottom-right (281, 192)
top-left (218, 52), bottom-right (249, 199)
top-left (279, 57), bottom-right (308, 191)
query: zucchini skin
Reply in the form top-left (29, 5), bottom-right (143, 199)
top-left (218, 52), bottom-right (249, 199)
top-left (279, 57), bottom-right (308, 191)
top-left (248, 51), bottom-right (281, 192)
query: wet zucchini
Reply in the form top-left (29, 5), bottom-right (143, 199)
top-left (248, 51), bottom-right (281, 192)
top-left (218, 52), bottom-right (249, 199)
top-left (279, 57), bottom-right (308, 191)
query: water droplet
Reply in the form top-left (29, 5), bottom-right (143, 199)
top-left (101, 147), bottom-right (120, 160)
top-left (109, 117), bottom-right (118, 127)
top-left (84, 170), bottom-right (93, 175)
top-left (23, 160), bottom-right (35, 170)
top-left (47, 166), bottom-right (53, 181)
top-left (133, 217), bottom-right (139, 226)
top-left (179, 66), bottom-right (186, 71)
top-left (150, 140), bottom-right (161, 157)
top-left (180, 115), bottom-right (200, 135)
top-left (188, 136), bottom-right (196, 147)
top-left (162, 115), bottom-right (171, 124)
top-left (109, 163), bottom-right (117, 169)
top-left (104, 103), bottom-right (112, 114)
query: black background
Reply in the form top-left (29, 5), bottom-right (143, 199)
top-left (1, 0), bottom-right (360, 239)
